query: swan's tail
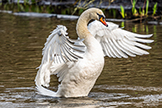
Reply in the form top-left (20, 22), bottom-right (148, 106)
top-left (35, 62), bottom-right (59, 97)
top-left (35, 84), bottom-right (57, 97)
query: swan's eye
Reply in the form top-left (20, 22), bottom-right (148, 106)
top-left (97, 13), bottom-right (108, 27)
top-left (97, 13), bottom-right (105, 19)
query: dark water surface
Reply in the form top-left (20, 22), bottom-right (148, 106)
top-left (0, 13), bottom-right (162, 108)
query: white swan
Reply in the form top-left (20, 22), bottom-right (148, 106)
top-left (35, 8), bottom-right (153, 97)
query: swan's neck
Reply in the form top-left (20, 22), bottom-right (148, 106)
top-left (76, 12), bottom-right (91, 40)
top-left (76, 13), bottom-right (103, 55)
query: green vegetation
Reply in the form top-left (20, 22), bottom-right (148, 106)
top-left (0, 0), bottom-right (160, 22)
top-left (120, 0), bottom-right (158, 18)
top-left (1, 0), bottom-right (72, 14)
top-left (72, 0), bottom-right (114, 15)
top-left (0, 0), bottom-right (115, 16)
top-left (145, 0), bottom-right (149, 16)
top-left (152, 2), bottom-right (157, 16)
top-left (1, 2), bottom-right (74, 14)
top-left (132, 0), bottom-right (138, 16)
top-left (120, 5), bottom-right (125, 18)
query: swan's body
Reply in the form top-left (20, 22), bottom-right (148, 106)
top-left (35, 8), bottom-right (153, 97)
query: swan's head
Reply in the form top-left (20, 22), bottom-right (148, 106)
top-left (88, 8), bottom-right (108, 27)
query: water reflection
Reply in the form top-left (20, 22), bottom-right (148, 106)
top-left (0, 13), bottom-right (162, 107)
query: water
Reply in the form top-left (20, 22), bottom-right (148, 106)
top-left (0, 12), bottom-right (162, 108)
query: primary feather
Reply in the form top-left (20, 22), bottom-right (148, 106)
top-left (88, 20), bottom-right (153, 58)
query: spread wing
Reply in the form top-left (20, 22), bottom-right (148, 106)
top-left (88, 20), bottom-right (154, 58)
top-left (35, 25), bottom-right (85, 87)
top-left (42, 25), bottom-right (85, 64)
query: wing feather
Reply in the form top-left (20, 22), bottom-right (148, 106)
top-left (42, 25), bottom-right (85, 64)
top-left (111, 39), bottom-right (128, 58)
top-left (106, 41), bottom-right (116, 58)
top-left (88, 20), bottom-right (153, 58)
top-left (35, 25), bottom-right (86, 87)
top-left (108, 38), bottom-right (121, 58)
top-left (117, 40), bottom-right (136, 57)
top-left (101, 42), bottom-right (111, 57)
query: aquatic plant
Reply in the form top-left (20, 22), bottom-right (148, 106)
top-left (0, 0), bottom-right (160, 20)
top-left (152, 2), bottom-right (157, 16)
top-left (145, 0), bottom-right (149, 16)
top-left (120, 5), bottom-right (125, 18)
top-left (17, 0), bottom-right (25, 12)
top-left (139, 7), bottom-right (145, 17)
top-left (132, 0), bottom-right (139, 16)
top-left (120, 0), bottom-right (158, 19)
top-left (112, 9), bottom-right (116, 18)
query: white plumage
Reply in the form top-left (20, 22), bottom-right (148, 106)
top-left (35, 8), bottom-right (153, 98)
top-left (88, 20), bottom-right (153, 58)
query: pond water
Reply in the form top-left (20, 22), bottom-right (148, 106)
top-left (0, 12), bottom-right (162, 108)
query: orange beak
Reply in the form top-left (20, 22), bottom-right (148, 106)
top-left (99, 17), bottom-right (108, 27)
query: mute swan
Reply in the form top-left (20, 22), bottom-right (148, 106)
top-left (35, 8), bottom-right (153, 97)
